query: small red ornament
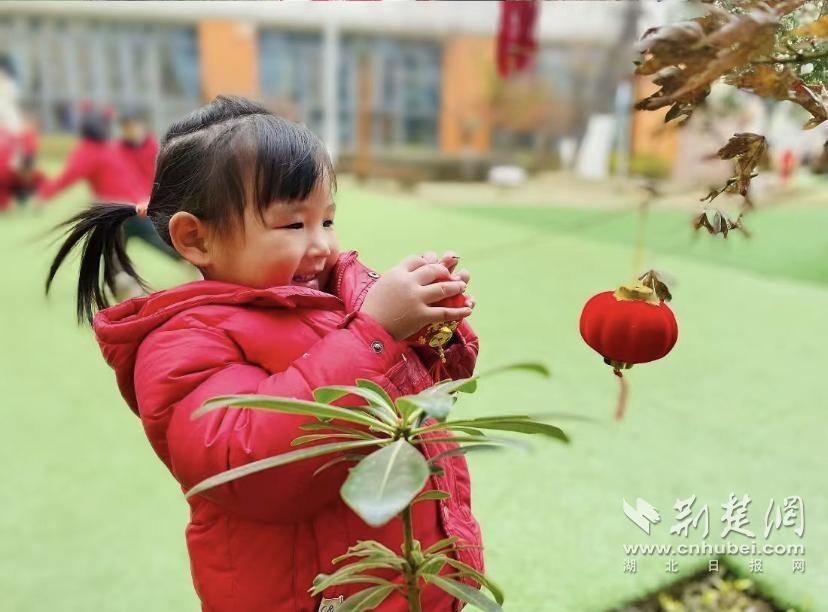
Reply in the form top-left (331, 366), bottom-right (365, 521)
top-left (407, 293), bottom-right (467, 381)
top-left (580, 283), bottom-right (678, 420)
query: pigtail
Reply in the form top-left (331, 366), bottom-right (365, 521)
top-left (45, 203), bottom-right (147, 325)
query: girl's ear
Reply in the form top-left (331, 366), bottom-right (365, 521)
top-left (168, 212), bottom-right (212, 268)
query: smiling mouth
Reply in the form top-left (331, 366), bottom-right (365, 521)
top-left (293, 273), bottom-right (319, 283)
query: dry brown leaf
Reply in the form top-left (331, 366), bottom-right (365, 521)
top-left (692, 209), bottom-right (749, 238)
top-left (635, 1), bottom-right (806, 124)
top-left (716, 133), bottom-right (767, 196)
top-left (792, 80), bottom-right (828, 128)
top-left (728, 66), bottom-right (828, 129)
top-left (671, 15), bottom-right (777, 99)
top-left (792, 14), bottom-right (828, 38)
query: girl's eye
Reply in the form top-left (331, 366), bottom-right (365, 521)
top-left (323, 220), bottom-right (334, 228)
top-left (281, 223), bottom-right (304, 230)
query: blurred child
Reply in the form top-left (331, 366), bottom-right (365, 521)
top-left (45, 96), bottom-right (482, 612)
top-left (36, 104), bottom-right (147, 204)
top-left (38, 103), bottom-right (179, 298)
top-left (0, 128), bottom-right (16, 212)
top-left (117, 107), bottom-right (158, 196)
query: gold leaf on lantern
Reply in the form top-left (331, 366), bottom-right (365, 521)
top-left (638, 270), bottom-right (673, 302)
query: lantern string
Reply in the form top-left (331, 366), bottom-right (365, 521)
top-left (631, 198), bottom-right (651, 285)
top-left (613, 369), bottom-right (629, 421)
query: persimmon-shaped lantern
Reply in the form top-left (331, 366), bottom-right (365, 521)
top-left (407, 293), bottom-right (467, 365)
top-left (406, 292), bottom-right (468, 384)
top-left (580, 283), bottom-right (678, 419)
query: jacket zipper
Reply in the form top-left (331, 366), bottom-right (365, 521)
top-left (333, 251), bottom-right (358, 299)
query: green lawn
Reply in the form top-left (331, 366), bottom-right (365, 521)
top-left (1, 183), bottom-right (826, 611)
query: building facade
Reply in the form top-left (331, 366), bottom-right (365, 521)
top-left (0, 1), bottom-right (658, 164)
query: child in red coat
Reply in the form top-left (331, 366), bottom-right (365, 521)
top-left (0, 127), bottom-right (16, 212)
top-left (36, 106), bottom-right (148, 204)
top-left (46, 96), bottom-right (482, 612)
top-left (40, 104), bottom-right (179, 299)
top-left (117, 107), bottom-right (159, 197)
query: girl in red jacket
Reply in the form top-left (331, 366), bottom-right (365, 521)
top-left (45, 96), bottom-right (482, 612)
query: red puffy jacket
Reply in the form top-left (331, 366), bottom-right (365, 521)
top-left (118, 135), bottom-right (159, 197)
top-left (94, 251), bottom-right (484, 611)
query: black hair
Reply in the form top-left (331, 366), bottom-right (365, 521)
top-left (0, 54), bottom-right (16, 79)
top-left (46, 95), bottom-right (336, 324)
top-left (79, 109), bottom-right (112, 142)
top-left (119, 105), bottom-right (148, 124)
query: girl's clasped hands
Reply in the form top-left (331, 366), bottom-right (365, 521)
top-left (360, 250), bottom-right (475, 341)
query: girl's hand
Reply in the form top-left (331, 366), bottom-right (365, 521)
top-left (428, 250), bottom-right (475, 311)
top-left (361, 254), bottom-right (472, 341)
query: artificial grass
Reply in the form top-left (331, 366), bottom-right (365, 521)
top-left (1, 184), bottom-right (825, 611)
top-left (450, 202), bottom-right (828, 289)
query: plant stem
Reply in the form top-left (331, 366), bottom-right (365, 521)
top-left (401, 506), bottom-right (422, 612)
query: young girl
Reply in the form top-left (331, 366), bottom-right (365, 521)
top-left (46, 96), bottom-right (483, 612)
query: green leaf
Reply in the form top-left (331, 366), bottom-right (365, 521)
top-left (332, 540), bottom-right (399, 564)
top-left (397, 392), bottom-right (455, 421)
top-left (313, 385), bottom-right (398, 425)
top-left (424, 536), bottom-right (459, 555)
top-left (443, 559), bottom-right (505, 605)
top-left (195, 394), bottom-right (395, 433)
top-left (291, 433), bottom-right (367, 446)
top-left (427, 444), bottom-right (503, 465)
top-left (184, 439), bottom-right (380, 499)
top-left (412, 489), bottom-right (450, 504)
top-left (312, 453), bottom-right (370, 477)
top-left (419, 555), bottom-right (449, 576)
top-left (467, 420), bottom-right (568, 442)
top-left (479, 362), bottom-right (550, 379)
top-left (413, 416), bottom-right (531, 436)
top-left (341, 439), bottom-right (430, 527)
top-left (416, 418), bottom-right (569, 443)
top-left (422, 575), bottom-right (503, 612)
top-left (315, 574), bottom-right (399, 589)
top-left (298, 422), bottom-right (379, 440)
top-left (450, 426), bottom-right (486, 436)
top-left (430, 376), bottom-right (478, 396)
top-left (356, 379), bottom-right (396, 411)
top-left (394, 397), bottom-right (421, 423)
top-left (414, 435), bottom-right (529, 450)
top-left (338, 585), bottom-right (396, 612)
top-left (312, 561), bottom-right (400, 593)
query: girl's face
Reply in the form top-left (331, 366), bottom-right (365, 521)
top-left (206, 183), bottom-right (340, 292)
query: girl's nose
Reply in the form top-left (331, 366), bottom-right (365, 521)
top-left (307, 231), bottom-right (332, 257)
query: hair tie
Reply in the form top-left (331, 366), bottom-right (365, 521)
top-left (135, 202), bottom-right (149, 218)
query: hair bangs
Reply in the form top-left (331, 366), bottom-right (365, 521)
top-left (248, 115), bottom-right (335, 216)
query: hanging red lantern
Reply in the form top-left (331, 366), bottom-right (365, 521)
top-left (496, 0), bottom-right (540, 78)
top-left (580, 282), bottom-right (678, 420)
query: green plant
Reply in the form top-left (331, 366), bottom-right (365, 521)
top-left (185, 363), bottom-right (571, 611)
